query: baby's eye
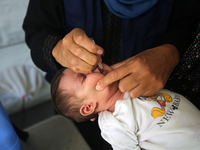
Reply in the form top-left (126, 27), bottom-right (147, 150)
top-left (81, 74), bottom-right (86, 83)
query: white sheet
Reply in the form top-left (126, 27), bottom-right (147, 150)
top-left (0, 0), bottom-right (51, 115)
top-left (0, 43), bottom-right (34, 71)
top-left (0, 65), bottom-right (51, 115)
top-left (0, 43), bottom-right (51, 115)
top-left (0, 0), bottom-right (29, 47)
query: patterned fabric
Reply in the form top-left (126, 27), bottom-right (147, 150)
top-left (166, 33), bottom-right (200, 109)
top-left (102, 2), bottom-right (122, 65)
top-left (43, 34), bottom-right (63, 72)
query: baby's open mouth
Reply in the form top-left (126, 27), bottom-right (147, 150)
top-left (93, 66), bottom-right (108, 75)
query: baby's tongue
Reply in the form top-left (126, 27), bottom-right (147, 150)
top-left (102, 70), bottom-right (108, 75)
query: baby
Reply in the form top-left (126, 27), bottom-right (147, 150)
top-left (51, 64), bottom-right (200, 150)
top-left (51, 64), bottom-right (119, 122)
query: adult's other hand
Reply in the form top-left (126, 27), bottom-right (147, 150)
top-left (96, 44), bottom-right (180, 98)
top-left (52, 28), bottom-right (104, 74)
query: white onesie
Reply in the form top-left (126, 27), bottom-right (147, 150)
top-left (98, 89), bottom-right (200, 150)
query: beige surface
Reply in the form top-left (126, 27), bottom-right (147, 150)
top-left (21, 115), bottom-right (91, 150)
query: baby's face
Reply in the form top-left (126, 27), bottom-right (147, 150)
top-left (59, 64), bottom-right (119, 106)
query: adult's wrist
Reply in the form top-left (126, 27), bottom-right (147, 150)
top-left (160, 44), bottom-right (180, 69)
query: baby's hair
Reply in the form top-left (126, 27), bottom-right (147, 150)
top-left (51, 68), bottom-right (98, 122)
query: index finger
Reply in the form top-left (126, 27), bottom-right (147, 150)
top-left (73, 31), bottom-right (104, 56)
top-left (96, 65), bottom-right (131, 90)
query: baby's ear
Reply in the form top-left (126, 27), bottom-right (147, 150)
top-left (80, 102), bottom-right (96, 116)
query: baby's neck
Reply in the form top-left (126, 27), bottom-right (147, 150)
top-left (108, 90), bottom-right (124, 112)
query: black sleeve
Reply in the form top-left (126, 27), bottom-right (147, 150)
top-left (159, 0), bottom-right (200, 56)
top-left (23, 0), bottom-right (66, 72)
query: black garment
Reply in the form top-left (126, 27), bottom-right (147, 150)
top-left (23, 0), bottom-right (66, 73)
top-left (23, 0), bottom-right (200, 73)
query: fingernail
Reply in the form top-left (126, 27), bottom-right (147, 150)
top-left (97, 49), bottom-right (103, 55)
top-left (96, 83), bottom-right (102, 90)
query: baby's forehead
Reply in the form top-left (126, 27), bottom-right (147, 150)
top-left (63, 68), bottom-right (78, 77)
top-left (62, 69), bottom-right (75, 81)
top-left (59, 75), bottom-right (77, 95)
top-left (58, 70), bottom-right (73, 86)
top-left (64, 68), bottom-right (73, 74)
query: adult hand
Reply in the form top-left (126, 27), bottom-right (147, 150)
top-left (96, 44), bottom-right (180, 98)
top-left (52, 28), bottom-right (104, 74)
